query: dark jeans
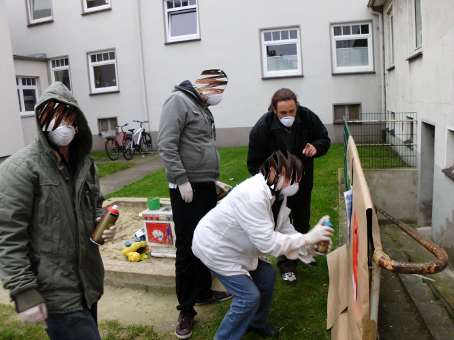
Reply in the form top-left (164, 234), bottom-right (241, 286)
top-left (169, 181), bottom-right (217, 316)
top-left (277, 187), bottom-right (312, 274)
top-left (46, 304), bottom-right (100, 340)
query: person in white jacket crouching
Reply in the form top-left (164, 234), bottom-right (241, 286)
top-left (192, 150), bottom-right (333, 340)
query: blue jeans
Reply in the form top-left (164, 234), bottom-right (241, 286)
top-left (214, 260), bottom-right (276, 340)
top-left (46, 304), bottom-right (101, 340)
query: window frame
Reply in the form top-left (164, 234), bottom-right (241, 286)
top-left (81, 0), bottom-right (112, 15)
top-left (333, 103), bottom-right (362, 124)
top-left (260, 26), bottom-right (303, 79)
top-left (97, 117), bottom-right (118, 137)
top-left (330, 21), bottom-right (374, 75)
top-left (407, 0), bottom-right (423, 61)
top-left (16, 76), bottom-right (39, 117)
top-left (163, 0), bottom-right (201, 44)
top-left (385, 4), bottom-right (395, 70)
top-left (87, 48), bottom-right (120, 95)
top-left (26, 0), bottom-right (53, 26)
top-left (49, 56), bottom-right (72, 91)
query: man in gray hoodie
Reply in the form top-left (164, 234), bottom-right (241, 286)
top-left (158, 69), bottom-right (230, 339)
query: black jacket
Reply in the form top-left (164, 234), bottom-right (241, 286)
top-left (247, 105), bottom-right (330, 192)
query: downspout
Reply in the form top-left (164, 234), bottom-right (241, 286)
top-left (136, 0), bottom-right (151, 128)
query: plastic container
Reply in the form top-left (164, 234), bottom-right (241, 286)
top-left (147, 197), bottom-right (160, 210)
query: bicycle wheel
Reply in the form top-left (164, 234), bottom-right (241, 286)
top-left (123, 137), bottom-right (134, 160)
top-left (140, 132), bottom-right (153, 153)
top-left (105, 138), bottom-right (120, 161)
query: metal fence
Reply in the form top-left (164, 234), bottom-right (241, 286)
top-left (344, 112), bottom-right (417, 168)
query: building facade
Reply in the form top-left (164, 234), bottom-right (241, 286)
top-left (0, 1), bottom-right (25, 158)
top-left (369, 0), bottom-right (454, 262)
top-left (4, 0), bottom-right (383, 149)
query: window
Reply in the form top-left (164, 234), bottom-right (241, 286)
top-left (98, 117), bottom-right (118, 137)
top-left (260, 27), bottom-right (302, 78)
top-left (82, 0), bottom-right (111, 14)
top-left (386, 6), bottom-right (395, 68)
top-left (50, 57), bottom-right (71, 90)
top-left (331, 22), bottom-right (374, 74)
top-left (17, 77), bottom-right (39, 116)
top-left (333, 104), bottom-right (361, 123)
top-left (87, 49), bottom-right (119, 94)
top-left (164, 0), bottom-right (200, 43)
top-left (26, 0), bottom-right (53, 25)
top-left (414, 0), bottom-right (422, 49)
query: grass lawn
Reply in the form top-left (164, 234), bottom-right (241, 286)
top-left (0, 145), bottom-right (343, 339)
top-left (96, 161), bottom-right (135, 178)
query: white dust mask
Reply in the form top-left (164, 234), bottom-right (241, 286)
top-left (206, 93), bottom-right (223, 106)
top-left (280, 116), bottom-right (295, 128)
top-left (46, 118), bottom-right (76, 146)
top-left (281, 183), bottom-right (299, 197)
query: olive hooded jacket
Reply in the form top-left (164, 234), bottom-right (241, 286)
top-left (0, 82), bottom-right (104, 314)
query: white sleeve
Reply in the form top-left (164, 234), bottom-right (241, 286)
top-left (230, 191), bottom-right (308, 257)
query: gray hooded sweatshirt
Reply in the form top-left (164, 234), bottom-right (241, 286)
top-left (158, 81), bottom-right (220, 185)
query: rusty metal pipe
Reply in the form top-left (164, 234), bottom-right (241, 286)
top-left (373, 207), bottom-right (448, 274)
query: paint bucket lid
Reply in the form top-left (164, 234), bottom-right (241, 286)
top-left (147, 197), bottom-right (160, 210)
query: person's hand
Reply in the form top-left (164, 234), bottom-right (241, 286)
top-left (102, 226), bottom-right (117, 242)
top-left (303, 216), bottom-right (334, 245)
top-left (302, 143), bottom-right (317, 158)
top-left (18, 303), bottom-right (47, 324)
top-left (178, 182), bottom-right (193, 203)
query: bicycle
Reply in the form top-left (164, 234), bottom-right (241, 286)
top-left (104, 123), bottom-right (134, 161)
top-left (123, 120), bottom-right (153, 160)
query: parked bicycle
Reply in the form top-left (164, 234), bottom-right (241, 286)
top-left (123, 120), bottom-right (153, 160)
top-left (104, 123), bottom-right (134, 161)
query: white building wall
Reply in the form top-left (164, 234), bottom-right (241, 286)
top-left (4, 0), bottom-right (147, 149)
top-left (0, 0), bottom-right (24, 158)
top-left (140, 0), bottom-right (383, 145)
top-left (379, 0), bottom-right (454, 260)
top-left (14, 57), bottom-right (50, 145)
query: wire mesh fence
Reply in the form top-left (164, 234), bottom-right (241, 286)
top-left (344, 112), bottom-right (417, 169)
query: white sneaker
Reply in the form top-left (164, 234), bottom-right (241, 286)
top-left (281, 272), bottom-right (297, 282)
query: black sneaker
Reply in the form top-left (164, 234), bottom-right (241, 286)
top-left (175, 313), bottom-right (194, 339)
top-left (195, 290), bottom-right (232, 306)
top-left (248, 324), bottom-right (280, 338)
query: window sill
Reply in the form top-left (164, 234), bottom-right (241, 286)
top-left (27, 19), bottom-right (54, 27)
top-left (262, 73), bottom-right (303, 80)
top-left (165, 37), bottom-right (201, 45)
top-left (442, 166), bottom-right (454, 182)
top-left (81, 7), bottom-right (112, 16)
top-left (406, 50), bottom-right (423, 62)
top-left (89, 90), bottom-right (120, 96)
top-left (387, 65), bottom-right (395, 72)
top-left (332, 70), bottom-right (376, 76)
top-left (20, 113), bottom-right (35, 118)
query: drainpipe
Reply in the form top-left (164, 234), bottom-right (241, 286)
top-left (370, 6), bottom-right (386, 114)
top-left (136, 0), bottom-right (151, 128)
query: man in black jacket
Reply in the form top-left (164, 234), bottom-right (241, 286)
top-left (247, 88), bottom-right (330, 283)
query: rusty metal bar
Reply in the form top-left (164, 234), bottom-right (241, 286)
top-left (373, 207), bottom-right (449, 274)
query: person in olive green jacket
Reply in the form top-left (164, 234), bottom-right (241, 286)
top-left (0, 82), bottom-right (116, 340)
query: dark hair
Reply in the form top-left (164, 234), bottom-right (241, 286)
top-left (260, 150), bottom-right (303, 189)
top-left (268, 88), bottom-right (298, 112)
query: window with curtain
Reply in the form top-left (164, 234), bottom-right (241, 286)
top-left (164, 0), bottom-right (200, 43)
top-left (27, 0), bottom-right (53, 25)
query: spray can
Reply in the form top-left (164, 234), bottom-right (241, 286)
top-left (314, 216), bottom-right (333, 254)
top-left (91, 205), bottom-right (120, 245)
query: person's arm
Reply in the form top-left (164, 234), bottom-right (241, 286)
top-left (158, 94), bottom-right (188, 185)
top-left (247, 120), bottom-right (270, 175)
top-left (0, 161), bottom-right (45, 313)
top-left (309, 110), bottom-right (331, 157)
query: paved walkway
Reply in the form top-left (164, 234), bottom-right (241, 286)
top-left (99, 153), bottom-right (163, 195)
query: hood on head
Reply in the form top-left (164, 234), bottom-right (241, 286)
top-left (35, 81), bottom-right (92, 158)
top-left (174, 80), bottom-right (206, 107)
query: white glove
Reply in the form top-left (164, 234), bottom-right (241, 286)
top-left (178, 182), bottom-right (193, 203)
top-left (102, 226), bottom-right (117, 242)
top-left (18, 303), bottom-right (47, 324)
top-left (303, 216), bottom-right (334, 245)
